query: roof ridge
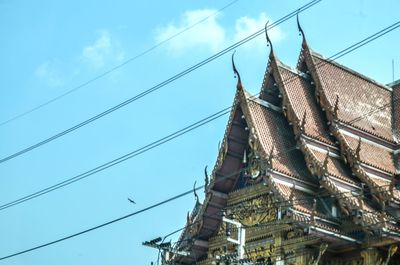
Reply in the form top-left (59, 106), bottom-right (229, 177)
top-left (244, 89), bottom-right (282, 113)
top-left (310, 50), bottom-right (393, 92)
top-left (276, 60), bottom-right (310, 80)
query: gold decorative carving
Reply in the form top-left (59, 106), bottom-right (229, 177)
top-left (383, 245), bottom-right (398, 265)
top-left (310, 243), bottom-right (328, 265)
top-left (361, 248), bottom-right (382, 265)
top-left (228, 195), bottom-right (277, 226)
top-left (216, 139), bottom-right (228, 169)
top-left (284, 229), bottom-right (304, 240)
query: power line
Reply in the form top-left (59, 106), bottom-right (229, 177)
top-left (1, 111), bottom-right (396, 262)
top-left (0, 163), bottom-right (394, 262)
top-left (150, 183), bottom-right (395, 264)
top-left (0, 107), bottom-right (232, 211)
top-left (1, 15), bottom-right (399, 212)
top-left (0, 0), bottom-right (241, 128)
top-left (0, 0), bottom-right (322, 165)
top-left (0, 166), bottom-right (246, 261)
top-left (1, 12), bottom-right (399, 263)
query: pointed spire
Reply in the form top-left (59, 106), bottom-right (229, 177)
top-left (310, 198), bottom-right (317, 225)
top-left (323, 149), bottom-right (330, 171)
top-left (289, 182), bottom-right (296, 203)
top-left (300, 110), bottom-right (307, 131)
top-left (355, 137), bottom-right (362, 160)
top-left (389, 175), bottom-right (396, 197)
top-left (296, 13), bottom-right (306, 45)
top-left (268, 146), bottom-right (275, 168)
top-left (186, 211), bottom-right (192, 225)
top-left (232, 51), bottom-right (242, 90)
top-left (204, 166), bottom-right (209, 193)
top-left (193, 181), bottom-right (199, 203)
top-left (265, 21), bottom-right (274, 55)
top-left (357, 183), bottom-right (365, 210)
top-left (333, 94), bottom-right (339, 119)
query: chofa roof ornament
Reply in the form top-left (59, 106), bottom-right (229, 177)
top-left (296, 13), bottom-right (306, 42)
top-left (231, 51), bottom-right (243, 90)
top-left (265, 21), bottom-right (274, 54)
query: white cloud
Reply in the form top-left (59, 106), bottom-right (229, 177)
top-left (155, 9), bottom-right (284, 56)
top-left (82, 30), bottom-right (125, 69)
top-left (155, 9), bottom-right (226, 55)
top-left (35, 62), bottom-right (63, 88)
top-left (233, 13), bottom-right (284, 51)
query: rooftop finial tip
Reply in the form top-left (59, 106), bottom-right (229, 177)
top-left (296, 13), bottom-right (306, 41)
top-left (265, 21), bottom-right (273, 51)
top-left (231, 51), bottom-right (242, 90)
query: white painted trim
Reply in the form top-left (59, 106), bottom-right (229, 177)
top-left (311, 227), bottom-right (360, 243)
top-left (361, 163), bottom-right (394, 177)
top-left (269, 170), bottom-right (318, 188)
top-left (338, 127), bottom-right (395, 152)
top-left (301, 134), bottom-right (339, 152)
top-left (306, 143), bottom-right (340, 158)
top-left (245, 91), bottom-right (282, 113)
top-left (289, 209), bottom-right (339, 226)
top-left (365, 171), bottom-right (392, 183)
top-left (272, 176), bottom-right (315, 194)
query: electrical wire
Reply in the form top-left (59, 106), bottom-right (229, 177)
top-left (1, 16), bottom-right (399, 212)
top-left (0, 166), bottom-right (247, 261)
top-left (155, 185), bottom-right (396, 264)
top-left (0, 107), bottom-right (232, 211)
top-left (1, 10), bottom-right (400, 263)
top-left (0, 0), bottom-right (241, 128)
top-left (0, 0), bottom-right (322, 164)
top-left (0, 166), bottom-right (395, 262)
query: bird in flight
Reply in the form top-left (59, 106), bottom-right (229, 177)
top-left (128, 198), bottom-right (136, 204)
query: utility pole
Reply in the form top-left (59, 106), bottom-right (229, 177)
top-left (142, 237), bottom-right (189, 265)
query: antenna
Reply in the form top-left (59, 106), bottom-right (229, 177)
top-left (392, 59), bottom-right (395, 83)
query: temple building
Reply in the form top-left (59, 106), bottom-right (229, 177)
top-left (170, 21), bottom-right (400, 265)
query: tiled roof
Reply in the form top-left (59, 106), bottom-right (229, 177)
top-left (275, 182), bottom-right (313, 214)
top-left (343, 134), bottom-right (396, 174)
top-left (311, 54), bottom-right (393, 142)
top-left (277, 65), bottom-right (333, 145)
top-left (310, 149), bottom-right (357, 185)
top-left (366, 173), bottom-right (400, 199)
top-left (245, 99), bottom-right (312, 181)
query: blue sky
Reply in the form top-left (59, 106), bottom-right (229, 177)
top-left (0, 0), bottom-right (399, 264)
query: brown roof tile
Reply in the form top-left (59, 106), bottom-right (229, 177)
top-left (278, 66), bottom-right (333, 145)
top-left (275, 183), bottom-right (315, 216)
top-left (311, 54), bottom-right (393, 142)
top-left (367, 175), bottom-right (400, 199)
top-left (245, 100), bottom-right (313, 181)
top-left (343, 134), bottom-right (396, 174)
top-left (310, 149), bottom-right (358, 185)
